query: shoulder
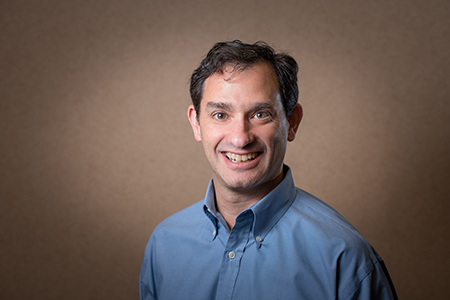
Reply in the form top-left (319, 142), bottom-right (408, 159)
top-left (152, 200), bottom-right (206, 237)
top-left (288, 188), bottom-right (391, 298)
top-left (142, 199), bottom-right (217, 276)
top-left (291, 188), bottom-right (369, 245)
top-left (289, 188), bottom-right (377, 258)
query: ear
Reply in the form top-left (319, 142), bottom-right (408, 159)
top-left (287, 103), bottom-right (303, 142)
top-left (187, 105), bottom-right (202, 142)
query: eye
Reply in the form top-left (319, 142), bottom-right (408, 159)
top-left (254, 111), bottom-right (270, 119)
top-left (213, 112), bottom-right (227, 120)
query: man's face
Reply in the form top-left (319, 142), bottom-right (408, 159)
top-left (188, 62), bottom-right (302, 197)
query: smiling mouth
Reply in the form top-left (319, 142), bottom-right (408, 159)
top-left (225, 152), bottom-right (259, 163)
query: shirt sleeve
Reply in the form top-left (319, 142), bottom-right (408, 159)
top-left (345, 260), bottom-right (398, 300)
top-left (139, 236), bottom-right (157, 300)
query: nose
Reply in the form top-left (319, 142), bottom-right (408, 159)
top-left (229, 117), bottom-right (254, 148)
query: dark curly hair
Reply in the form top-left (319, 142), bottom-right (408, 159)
top-left (189, 40), bottom-right (299, 120)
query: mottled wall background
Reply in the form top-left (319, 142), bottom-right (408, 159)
top-left (1, 0), bottom-right (449, 299)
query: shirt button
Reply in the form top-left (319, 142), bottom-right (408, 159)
top-left (213, 230), bottom-right (216, 236)
top-left (228, 251), bottom-right (236, 259)
top-left (256, 236), bottom-right (263, 242)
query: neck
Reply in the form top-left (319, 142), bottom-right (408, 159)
top-left (214, 171), bottom-right (285, 230)
top-left (215, 191), bottom-right (258, 230)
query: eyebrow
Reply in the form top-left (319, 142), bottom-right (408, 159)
top-left (205, 101), bottom-right (275, 111)
top-left (205, 102), bottom-right (233, 111)
top-left (251, 102), bottom-right (275, 111)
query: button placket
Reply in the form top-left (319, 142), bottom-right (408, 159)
top-left (215, 210), bottom-right (254, 299)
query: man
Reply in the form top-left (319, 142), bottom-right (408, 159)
top-left (139, 40), bottom-right (398, 300)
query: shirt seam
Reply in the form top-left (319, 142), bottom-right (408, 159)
top-left (341, 259), bottom-right (377, 299)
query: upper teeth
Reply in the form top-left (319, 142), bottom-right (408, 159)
top-left (225, 152), bottom-right (258, 162)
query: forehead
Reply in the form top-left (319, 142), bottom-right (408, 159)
top-left (201, 62), bottom-right (280, 107)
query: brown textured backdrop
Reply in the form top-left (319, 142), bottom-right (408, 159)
top-left (1, 0), bottom-right (449, 299)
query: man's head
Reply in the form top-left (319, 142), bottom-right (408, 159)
top-left (187, 41), bottom-right (303, 199)
top-left (190, 40), bottom-right (299, 121)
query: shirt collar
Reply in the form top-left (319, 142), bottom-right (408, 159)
top-left (203, 165), bottom-right (297, 246)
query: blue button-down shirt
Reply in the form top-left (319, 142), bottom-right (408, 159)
top-left (139, 166), bottom-right (397, 300)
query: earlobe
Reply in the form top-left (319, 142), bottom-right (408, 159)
top-left (187, 105), bottom-right (202, 142)
top-left (287, 104), bottom-right (303, 142)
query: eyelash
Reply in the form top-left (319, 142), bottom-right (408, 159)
top-left (212, 111), bottom-right (271, 121)
top-left (213, 112), bottom-right (227, 120)
top-left (254, 111), bottom-right (270, 119)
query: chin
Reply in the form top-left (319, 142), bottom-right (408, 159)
top-left (222, 174), bottom-right (268, 192)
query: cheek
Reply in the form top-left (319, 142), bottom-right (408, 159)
top-left (260, 125), bottom-right (288, 146)
top-left (201, 126), bottom-right (224, 148)
top-left (269, 136), bottom-right (289, 161)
